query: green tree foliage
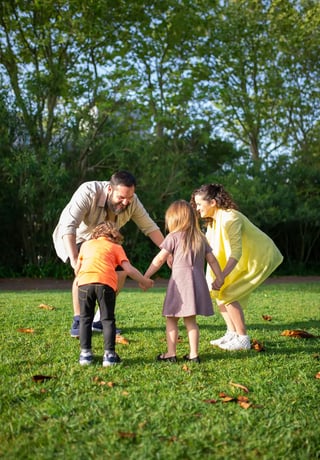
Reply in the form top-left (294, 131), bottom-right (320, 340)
top-left (192, 0), bottom-right (320, 161)
top-left (0, 0), bottom-right (319, 275)
top-left (204, 155), bottom-right (320, 271)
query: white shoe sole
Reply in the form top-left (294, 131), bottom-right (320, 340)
top-left (219, 340), bottom-right (251, 351)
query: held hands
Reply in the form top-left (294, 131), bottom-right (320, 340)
top-left (139, 277), bottom-right (154, 291)
top-left (212, 276), bottom-right (224, 291)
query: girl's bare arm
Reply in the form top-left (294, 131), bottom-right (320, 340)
top-left (144, 249), bottom-right (170, 279)
top-left (206, 252), bottom-right (224, 289)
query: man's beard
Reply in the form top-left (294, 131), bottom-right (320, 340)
top-left (108, 200), bottom-right (129, 215)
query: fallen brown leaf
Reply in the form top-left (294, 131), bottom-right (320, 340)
top-left (262, 315), bottom-right (272, 321)
top-left (204, 392), bottom-right (260, 409)
top-left (238, 401), bottom-right (252, 409)
top-left (219, 392), bottom-right (235, 403)
top-left (251, 339), bottom-right (265, 352)
top-left (17, 328), bottom-right (35, 333)
top-left (93, 376), bottom-right (115, 387)
top-left (38, 303), bottom-right (55, 310)
top-left (315, 372), bottom-right (320, 379)
top-left (281, 329), bottom-right (318, 338)
top-left (230, 381), bottom-right (249, 393)
top-left (182, 364), bottom-right (191, 372)
top-left (116, 335), bottom-right (129, 345)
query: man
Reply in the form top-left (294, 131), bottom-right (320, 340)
top-left (53, 171), bottom-right (164, 337)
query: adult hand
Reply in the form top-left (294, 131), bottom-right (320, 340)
top-left (212, 278), bottom-right (224, 290)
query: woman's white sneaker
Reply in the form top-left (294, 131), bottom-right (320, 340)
top-left (210, 331), bottom-right (236, 346)
top-left (219, 335), bottom-right (251, 351)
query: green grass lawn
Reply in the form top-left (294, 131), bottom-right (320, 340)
top-left (0, 282), bottom-right (319, 460)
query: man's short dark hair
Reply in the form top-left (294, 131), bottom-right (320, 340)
top-left (110, 171), bottom-right (136, 188)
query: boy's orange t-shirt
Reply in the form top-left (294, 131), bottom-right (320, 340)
top-left (76, 237), bottom-right (129, 291)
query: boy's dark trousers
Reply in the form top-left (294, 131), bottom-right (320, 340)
top-left (78, 283), bottom-right (116, 350)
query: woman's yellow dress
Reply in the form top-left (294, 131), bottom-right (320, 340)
top-left (206, 209), bottom-right (283, 307)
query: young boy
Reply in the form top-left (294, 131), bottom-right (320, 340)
top-left (74, 222), bottom-right (153, 366)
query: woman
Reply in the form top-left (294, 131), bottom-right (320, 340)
top-left (191, 184), bottom-right (283, 351)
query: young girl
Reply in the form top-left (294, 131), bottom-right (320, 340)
top-left (75, 222), bottom-right (153, 367)
top-left (143, 200), bottom-right (224, 363)
top-left (191, 184), bottom-right (283, 351)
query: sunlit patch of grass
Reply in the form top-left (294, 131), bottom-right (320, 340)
top-left (0, 282), bottom-right (319, 459)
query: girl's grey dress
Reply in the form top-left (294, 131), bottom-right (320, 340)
top-left (161, 231), bottom-right (214, 317)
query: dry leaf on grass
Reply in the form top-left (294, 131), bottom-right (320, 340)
top-left (281, 329), bottom-right (318, 338)
top-left (229, 381), bottom-right (249, 393)
top-left (315, 372), bottom-right (320, 379)
top-left (219, 392), bottom-right (235, 402)
top-left (238, 401), bottom-right (252, 409)
top-left (251, 339), bottom-right (265, 352)
top-left (262, 315), bottom-right (272, 321)
top-left (38, 303), bottom-right (55, 310)
top-left (237, 395), bottom-right (250, 403)
top-left (204, 391), bottom-right (259, 409)
top-left (115, 335), bottom-right (129, 345)
top-left (101, 381), bottom-right (115, 387)
top-left (182, 364), bottom-right (191, 372)
top-left (93, 376), bottom-right (116, 387)
top-left (17, 328), bottom-right (34, 333)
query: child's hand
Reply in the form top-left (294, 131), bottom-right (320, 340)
top-left (212, 277), bottom-right (224, 290)
top-left (139, 278), bottom-right (154, 291)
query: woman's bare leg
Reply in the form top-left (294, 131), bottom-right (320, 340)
top-left (225, 301), bottom-right (247, 335)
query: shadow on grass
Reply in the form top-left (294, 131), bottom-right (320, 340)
top-left (201, 320), bottom-right (320, 336)
top-left (198, 345), bottom-right (320, 362)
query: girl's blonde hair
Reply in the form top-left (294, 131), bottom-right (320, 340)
top-left (165, 200), bottom-right (206, 254)
top-left (91, 222), bottom-right (124, 244)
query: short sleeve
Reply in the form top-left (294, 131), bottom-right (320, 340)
top-left (160, 233), bottom-right (176, 254)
